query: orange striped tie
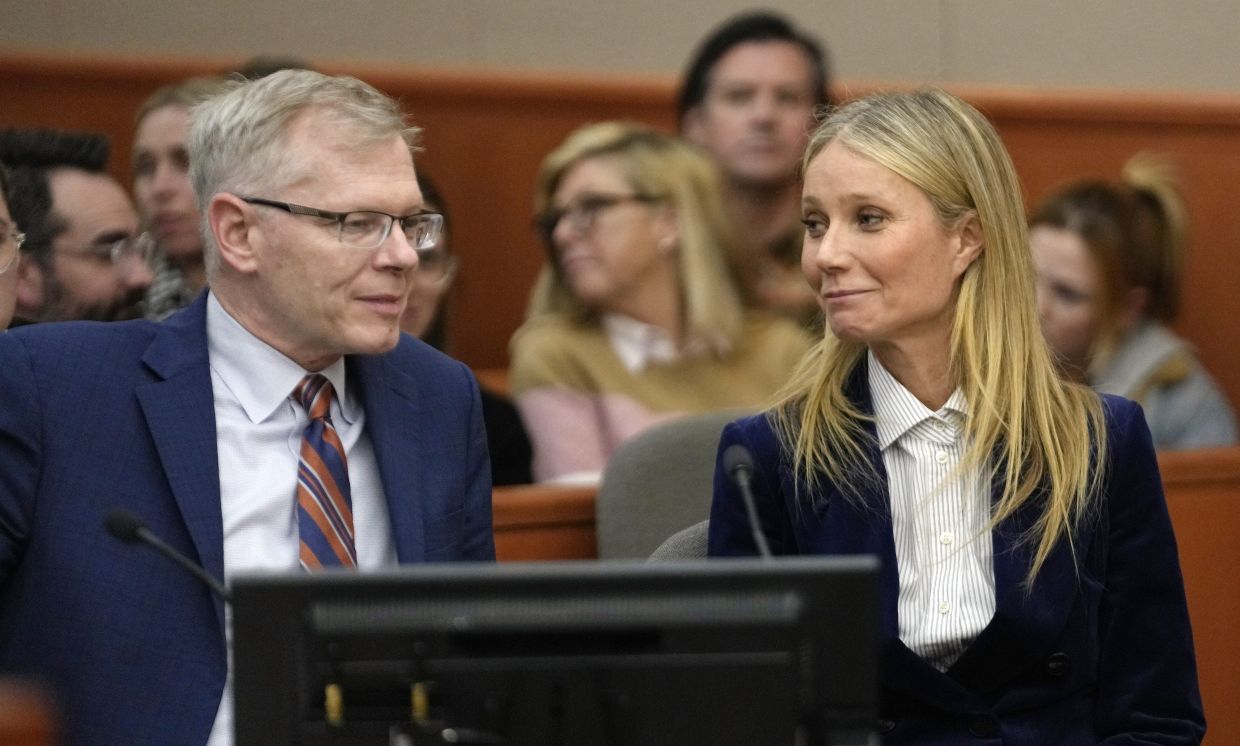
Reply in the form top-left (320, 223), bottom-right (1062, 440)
top-left (293, 374), bottom-right (356, 569)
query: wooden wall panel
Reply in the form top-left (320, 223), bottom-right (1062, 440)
top-left (2, 54), bottom-right (1238, 412)
top-left (492, 483), bottom-right (597, 561)
top-left (1159, 446), bottom-right (1240, 746)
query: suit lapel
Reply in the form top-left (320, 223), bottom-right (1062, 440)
top-left (808, 431), bottom-right (982, 710)
top-left (864, 479), bottom-right (1081, 710)
top-left (134, 296), bottom-right (225, 628)
top-left (946, 482), bottom-right (1079, 694)
top-left (817, 362), bottom-right (903, 641)
top-left (816, 358), bottom-right (1085, 710)
top-left (351, 351), bottom-right (425, 562)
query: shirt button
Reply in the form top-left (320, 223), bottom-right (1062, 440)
top-left (935, 451), bottom-right (949, 464)
top-left (939, 531), bottom-right (954, 545)
top-left (938, 602), bottom-right (950, 614)
top-left (932, 420), bottom-right (945, 431)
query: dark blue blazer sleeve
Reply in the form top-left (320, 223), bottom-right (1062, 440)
top-left (0, 333), bottom-right (39, 582)
top-left (1095, 397), bottom-right (1205, 743)
top-left (708, 414), bottom-right (806, 558)
top-left (458, 360), bottom-right (496, 561)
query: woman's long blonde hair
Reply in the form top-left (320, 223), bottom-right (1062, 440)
top-left (774, 89), bottom-right (1107, 584)
top-left (527, 122), bottom-right (749, 352)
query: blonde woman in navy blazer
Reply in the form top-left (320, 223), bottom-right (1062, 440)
top-left (710, 89), bottom-right (1204, 744)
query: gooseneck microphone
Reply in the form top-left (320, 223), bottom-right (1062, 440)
top-left (105, 509), bottom-right (232, 604)
top-left (722, 444), bottom-right (772, 559)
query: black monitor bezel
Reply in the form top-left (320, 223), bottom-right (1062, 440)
top-left (232, 557), bottom-right (878, 746)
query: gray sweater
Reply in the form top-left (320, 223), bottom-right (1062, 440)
top-left (1092, 321), bottom-right (1237, 450)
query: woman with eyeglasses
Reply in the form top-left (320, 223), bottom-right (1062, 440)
top-left (400, 171), bottom-right (534, 485)
top-left (512, 122), bottom-right (812, 483)
top-left (1029, 156), bottom-right (1236, 449)
top-left (0, 163), bottom-right (19, 329)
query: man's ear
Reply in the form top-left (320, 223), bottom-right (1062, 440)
top-left (208, 193), bottom-right (260, 274)
top-left (1115, 286), bottom-right (1150, 333)
top-left (14, 254), bottom-right (45, 319)
top-left (681, 106), bottom-right (705, 144)
top-left (952, 213), bottom-right (985, 276)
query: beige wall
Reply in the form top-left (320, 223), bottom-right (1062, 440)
top-left (2, 0), bottom-right (1238, 92)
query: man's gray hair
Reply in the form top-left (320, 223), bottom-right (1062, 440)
top-left (187, 69), bottom-right (419, 277)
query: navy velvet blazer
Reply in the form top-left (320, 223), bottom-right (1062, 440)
top-left (0, 295), bottom-right (495, 745)
top-left (709, 374), bottom-right (1205, 744)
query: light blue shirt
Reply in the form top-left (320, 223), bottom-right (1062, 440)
top-left (203, 291), bottom-right (396, 746)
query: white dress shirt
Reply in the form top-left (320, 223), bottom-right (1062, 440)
top-left (868, 351), bottom-right (995, 671)
top-left (601, 313), bottom-right (716, 373)
top-left (205, 292), bottom-right (397, 745)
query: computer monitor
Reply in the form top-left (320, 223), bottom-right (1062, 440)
top-left (232, 557), bottom-right (878, 746)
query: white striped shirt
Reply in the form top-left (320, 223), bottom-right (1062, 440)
top-left (868, 351), bottom-right (995, 670)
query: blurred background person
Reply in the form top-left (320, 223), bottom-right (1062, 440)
top-left (0, 163), bottom-right (19, 329)
top-left (679, 10), bottom-right (830, 323)
top-left (1030, 155), bottom-right (1236, 449)
top-left (512, 122), bottom-right (811, 483)
top-left (711, 89), bottom-right (1203, 743)
top-left (132, 76), bottom-right (232, 320)
top-left (0, 128), bottom-right (153, 323)
top-left (401, 171), bottom-right (534, 485)
top-left (234, 54), bottom-right (316, 80)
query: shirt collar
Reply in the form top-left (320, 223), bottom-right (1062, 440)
top-left (206, 292), bottom-right (357, 425)
top-left (602, 313), bottom-right (683, 373)
top-left (867, 349), bottom-right (967, 450)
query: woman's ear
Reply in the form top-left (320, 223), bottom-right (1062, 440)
top-left (952, 213), bottom-right (984, 275)
top-left (654, 204), bottom-right (680, 255)
top-left (208, 193), bottom-right (260, 274)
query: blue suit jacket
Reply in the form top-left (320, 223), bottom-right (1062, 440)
top-left (0, 295), bottom-right (495, 745)
top-left (709, 369), bottom-right (1205, 744)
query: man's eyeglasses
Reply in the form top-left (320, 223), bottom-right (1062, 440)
top-left (242, 196), bottom-right (444, 251)
top-left (56, 233), bottom-right (156, 266)
top-left (534, 193), bottom-right (659, 245)
top-left (0, 224), bottom-right (24, 274)
top-left (415, 247), bottom-right (457, 284)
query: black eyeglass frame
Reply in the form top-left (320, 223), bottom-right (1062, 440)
top-left (241, 196), bottom-right (444, 250)
top-left (532, 192), bottom-right (661, 246)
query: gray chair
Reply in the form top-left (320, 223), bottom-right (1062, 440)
top-left (595, 410), bottom-right (747, 559)
top-left (647, 519), bottom-right (710, 561)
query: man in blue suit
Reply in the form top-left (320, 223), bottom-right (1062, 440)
top-left (0, 69), bottom-right (494, 745)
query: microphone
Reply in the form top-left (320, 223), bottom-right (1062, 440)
top-left (722, 444), bottom-right (772, 559)
top-left (105, 509), bottom-right (232, 604)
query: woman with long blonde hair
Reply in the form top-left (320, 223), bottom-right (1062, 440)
top-left (709, 89), bottom-right (1203, 743)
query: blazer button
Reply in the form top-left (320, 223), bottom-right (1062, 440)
top-left (876, 718), bottom-right (896, 734)
top-left (1046, 651), bottom-right (1071, 678)
top-left (968, 716), bottom-right (999, 738)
